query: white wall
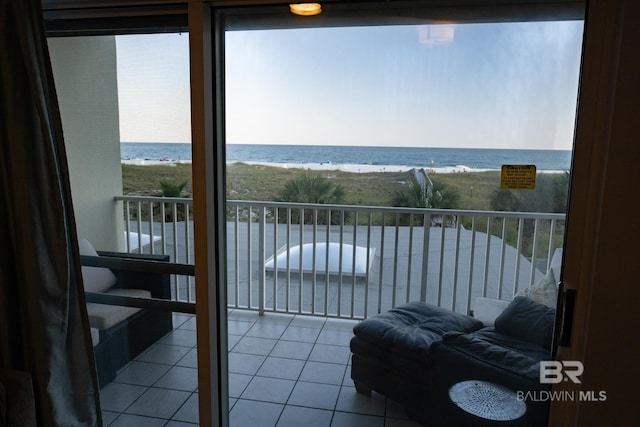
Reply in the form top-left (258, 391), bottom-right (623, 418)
top-left (48, 36), bottom-right (124, 251)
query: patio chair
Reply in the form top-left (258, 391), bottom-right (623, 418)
top-left (79, 239), bottom-right (173, 386)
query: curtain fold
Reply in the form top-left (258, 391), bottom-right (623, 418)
top-left (0, 0), bottom-right (101, 425)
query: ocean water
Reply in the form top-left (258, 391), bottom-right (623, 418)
top-left (121, 142), bottom-right (572, 171)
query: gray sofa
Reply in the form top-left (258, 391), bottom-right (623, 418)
top-left (350, 250), bottom-right (563, 426)
top-left (351, 297), bottom-right (555, 426)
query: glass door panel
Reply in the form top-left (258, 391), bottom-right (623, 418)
top-left (49, 32), bottom-right (198, 425)
top-left (221, 3), bottom-right (583, 426)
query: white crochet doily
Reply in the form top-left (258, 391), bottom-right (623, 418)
top-left (449, 380), bottom-right (527, 421)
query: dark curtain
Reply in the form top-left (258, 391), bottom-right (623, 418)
top-left (0, 0), bottom-right (101, 425)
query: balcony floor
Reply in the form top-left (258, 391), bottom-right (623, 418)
top-left (99, 310), bottom-right (422, 426)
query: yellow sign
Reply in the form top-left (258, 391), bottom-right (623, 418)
top-left (500, 165), bottom-right (537, 190)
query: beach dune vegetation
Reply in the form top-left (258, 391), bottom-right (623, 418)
top-left (489, 172), bottom-right (569, 214)
top-left (121, 163), bottom-right (567, 265)
top-left (489, 172), bottom-right (569, 259)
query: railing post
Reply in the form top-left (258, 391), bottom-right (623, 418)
top-left (234, 205), bottom-right (240, 308)
top-left (258, 206), bottom-right (266, 315)
top-left (420, 213), bottom-right (431, 302)
top-left (185, 202), bottom-right (192, 302)
top-left (124, 200), bottom-right (131, 252)
top-left (136, 201), bottom-right (143, 253)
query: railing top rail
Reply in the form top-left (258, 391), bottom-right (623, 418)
top-left (226, 200), bottom-right (566, 220)
top-left (115, 195), bottom-right (566, 221)
top-left (115, 195), bottom-right (193, 204)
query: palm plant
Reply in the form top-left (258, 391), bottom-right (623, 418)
top-left (159, 180), bottom-right (188, 198)
top-left (277, 173), bottom-right (348, 224)
top-left (159, 179), bottom-right (189, 221)
top-left (392, 179), bottom-right (429, 209)
top-left (391, 177), bottom-right (460, 225)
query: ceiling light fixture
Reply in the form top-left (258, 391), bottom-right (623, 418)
top-left (289, 3), bottom-right (322, 16)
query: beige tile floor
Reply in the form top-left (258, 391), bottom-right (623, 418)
top-left (99, 311), bottom-right (422, 427)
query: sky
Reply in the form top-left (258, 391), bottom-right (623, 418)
top-left (116, 33), bottom-right (191, 144)
top-left (116, 19), bottom-right (584, 150)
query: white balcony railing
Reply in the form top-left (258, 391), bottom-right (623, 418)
top-left (115, 196), bottom-right (565, 319)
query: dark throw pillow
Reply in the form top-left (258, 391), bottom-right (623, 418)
top-left (494, 296), bottom-right (556, 349)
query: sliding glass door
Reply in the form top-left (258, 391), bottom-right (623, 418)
top-left (218, 2), bottom-right (584, 426)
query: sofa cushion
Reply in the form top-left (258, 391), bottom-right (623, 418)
top-left (78, 238), bottom-right (118, 293)
top-left (494, 296), bottom-right (555, 350)
top-left (353, 302), bottom-right (484, 359)
top-left (471, 327), bottom-right (552, 361)
top-left (438, 331), bottom-right (544, 384)
top-left (86, 288), bottom-right (151, 330)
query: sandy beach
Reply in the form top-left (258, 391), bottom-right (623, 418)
top-left (237, 161), bottom-right (489, 174)
top-left (121, 158), bottom-right (492, 174)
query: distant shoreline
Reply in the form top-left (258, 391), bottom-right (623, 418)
top-left (121, 158), bottom-right (487, 173)
top-left (121, 159), bottom-right (566, 174)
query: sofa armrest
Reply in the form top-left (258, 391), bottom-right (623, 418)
top-left (96, 251), bottom-right (172, 299)
top-left (473, 297), bottom-right (510, 326)
top-left (424, 333), bottom-right (551, 427)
